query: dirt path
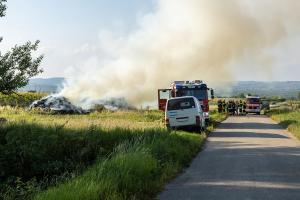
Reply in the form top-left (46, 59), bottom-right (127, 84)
top-left (159, 115), bottom-right (300, 200)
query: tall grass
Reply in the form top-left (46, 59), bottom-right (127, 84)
top-left (0, 108), bottom-right (226, 200)
top-left (34, 131), bottom-right (203, 200)
top-left (267, 109), bottom-right (300, 139)
top-left (0, 107), bottom-right (164, 130)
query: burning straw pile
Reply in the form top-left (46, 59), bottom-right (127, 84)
top-left (29, 95), bottom-right (86, 114)
top-left (29, 95), bottom-right (135, 114)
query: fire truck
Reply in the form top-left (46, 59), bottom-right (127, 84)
top-left (245, 96), bottom-right (262, 115)
top-left (158, 80), bottom-right (214, 122)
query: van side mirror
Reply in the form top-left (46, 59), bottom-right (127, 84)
top-left (211, 89), bottom-right (215, 99)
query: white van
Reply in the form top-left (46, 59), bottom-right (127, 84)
top-left (165, 96), bottom-right (206, 131)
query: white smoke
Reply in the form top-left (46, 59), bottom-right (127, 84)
top-left (60, 0), bottom-right (300, 106)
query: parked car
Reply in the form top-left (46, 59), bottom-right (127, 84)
top-left (165, 96), bottom-right (206, 131)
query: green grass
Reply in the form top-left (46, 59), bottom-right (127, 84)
top-left (34, 132), bottom-right (203, 200)
top-left (0, 108), bottom-right (226, 200)
top-left (267, 109), bottom-right (300, 139)
top-left (0, 107), bottom-right (164, 130)
top-left (0, 92), bottom-right (46, 107)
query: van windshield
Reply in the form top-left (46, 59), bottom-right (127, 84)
top-left (167, 98), bottom-right (195, 111)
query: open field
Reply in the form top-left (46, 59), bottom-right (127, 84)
top-left (0, 106), bottom-right (226, 200)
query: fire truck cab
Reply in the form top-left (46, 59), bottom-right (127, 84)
top-left (158, 80), bottom-right (214, 122)
top-left (245, 96), bottom-right (262, 115)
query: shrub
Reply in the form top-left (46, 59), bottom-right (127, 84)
top-left (0, 92), bottom-right (45, 107)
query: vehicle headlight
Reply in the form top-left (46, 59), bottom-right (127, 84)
top-left (203, 112), bottom-right (209, 117)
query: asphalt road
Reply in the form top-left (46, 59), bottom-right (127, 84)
top-left (159, 115), bottom-right (300, 200)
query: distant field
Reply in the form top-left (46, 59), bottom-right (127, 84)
top-left (0, 106), bottom-right (226, 200)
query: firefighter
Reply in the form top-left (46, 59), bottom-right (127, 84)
top-left (227, 100), bottom-right (230, 114)
top-left (238, 100), bottom-right (243, 115)
top-left (238, 100), bottom-right (242, 115)
top-left (222, 100), bottom-right (226, 113)
top-left (217, 99), bottom-right (223, 113)
top-left (234, 100), bottom-right (238, 115)
top-left (243, 100), bottom-right (247, 114)
top-left (228, 100), bottom-right (235, 115)
top-left (226, 100), bottom-right (230, 113)
top-left (233, 101), bottom-right (238, 115)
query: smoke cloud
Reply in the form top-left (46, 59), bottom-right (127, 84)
top-left (60, 0), bottom-right (300, 106)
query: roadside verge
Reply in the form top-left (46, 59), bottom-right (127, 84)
top-left (267, 109), bottom-right (300, 140)
top-left (33, 112), bottom-right (227, 200)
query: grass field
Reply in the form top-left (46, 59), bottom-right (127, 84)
top-left (267, 109), bottom-right (300, 140)
top-left (0, 107), bottom-right (226, 200)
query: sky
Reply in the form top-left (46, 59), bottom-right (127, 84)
top-left (0, 0), bottom-right (155, 77)
top-left (0, 0), bottom-right (300, 81)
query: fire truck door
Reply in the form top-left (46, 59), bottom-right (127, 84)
top-left (158, 89), bottom-right (171, 111)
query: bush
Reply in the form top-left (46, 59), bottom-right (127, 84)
top-left (0, 123), bottom-right (138, 183)
top-left (0, 92), bottom-right (45, 107)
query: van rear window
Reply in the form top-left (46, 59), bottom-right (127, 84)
top-left (167, 98), bottom-right (195, 110)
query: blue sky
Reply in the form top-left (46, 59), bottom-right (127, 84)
top-left (1, 0), bottom-right (300, 81)
top-left (0, 0), bottom-right (156, 77)
top-left (1, 0), bottom-right (155, 44)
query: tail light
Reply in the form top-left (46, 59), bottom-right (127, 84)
top-left (196, 116), bottom-right (201, 125)
top-left (202, 104), bottom-right (209, 112)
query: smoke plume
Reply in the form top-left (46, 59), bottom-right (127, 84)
top-left (60, 0), bottom-right (300, 106)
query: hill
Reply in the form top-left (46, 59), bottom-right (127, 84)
top-left (216, 81), bottom-right (300, 98)
top-left (19, 77), bottom-right (65, 93)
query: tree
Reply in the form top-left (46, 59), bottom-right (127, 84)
top-left (0, 0), bottom-right (6, 17)
top-left (237, 93), bottom-right (246, 98)
top-left (0, 0), bottom-right (43, 94)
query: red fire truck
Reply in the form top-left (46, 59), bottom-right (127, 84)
top-left (158, 80), bottom-right (214, 122)
top-left (245, 96), bottom-right (262, 115)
